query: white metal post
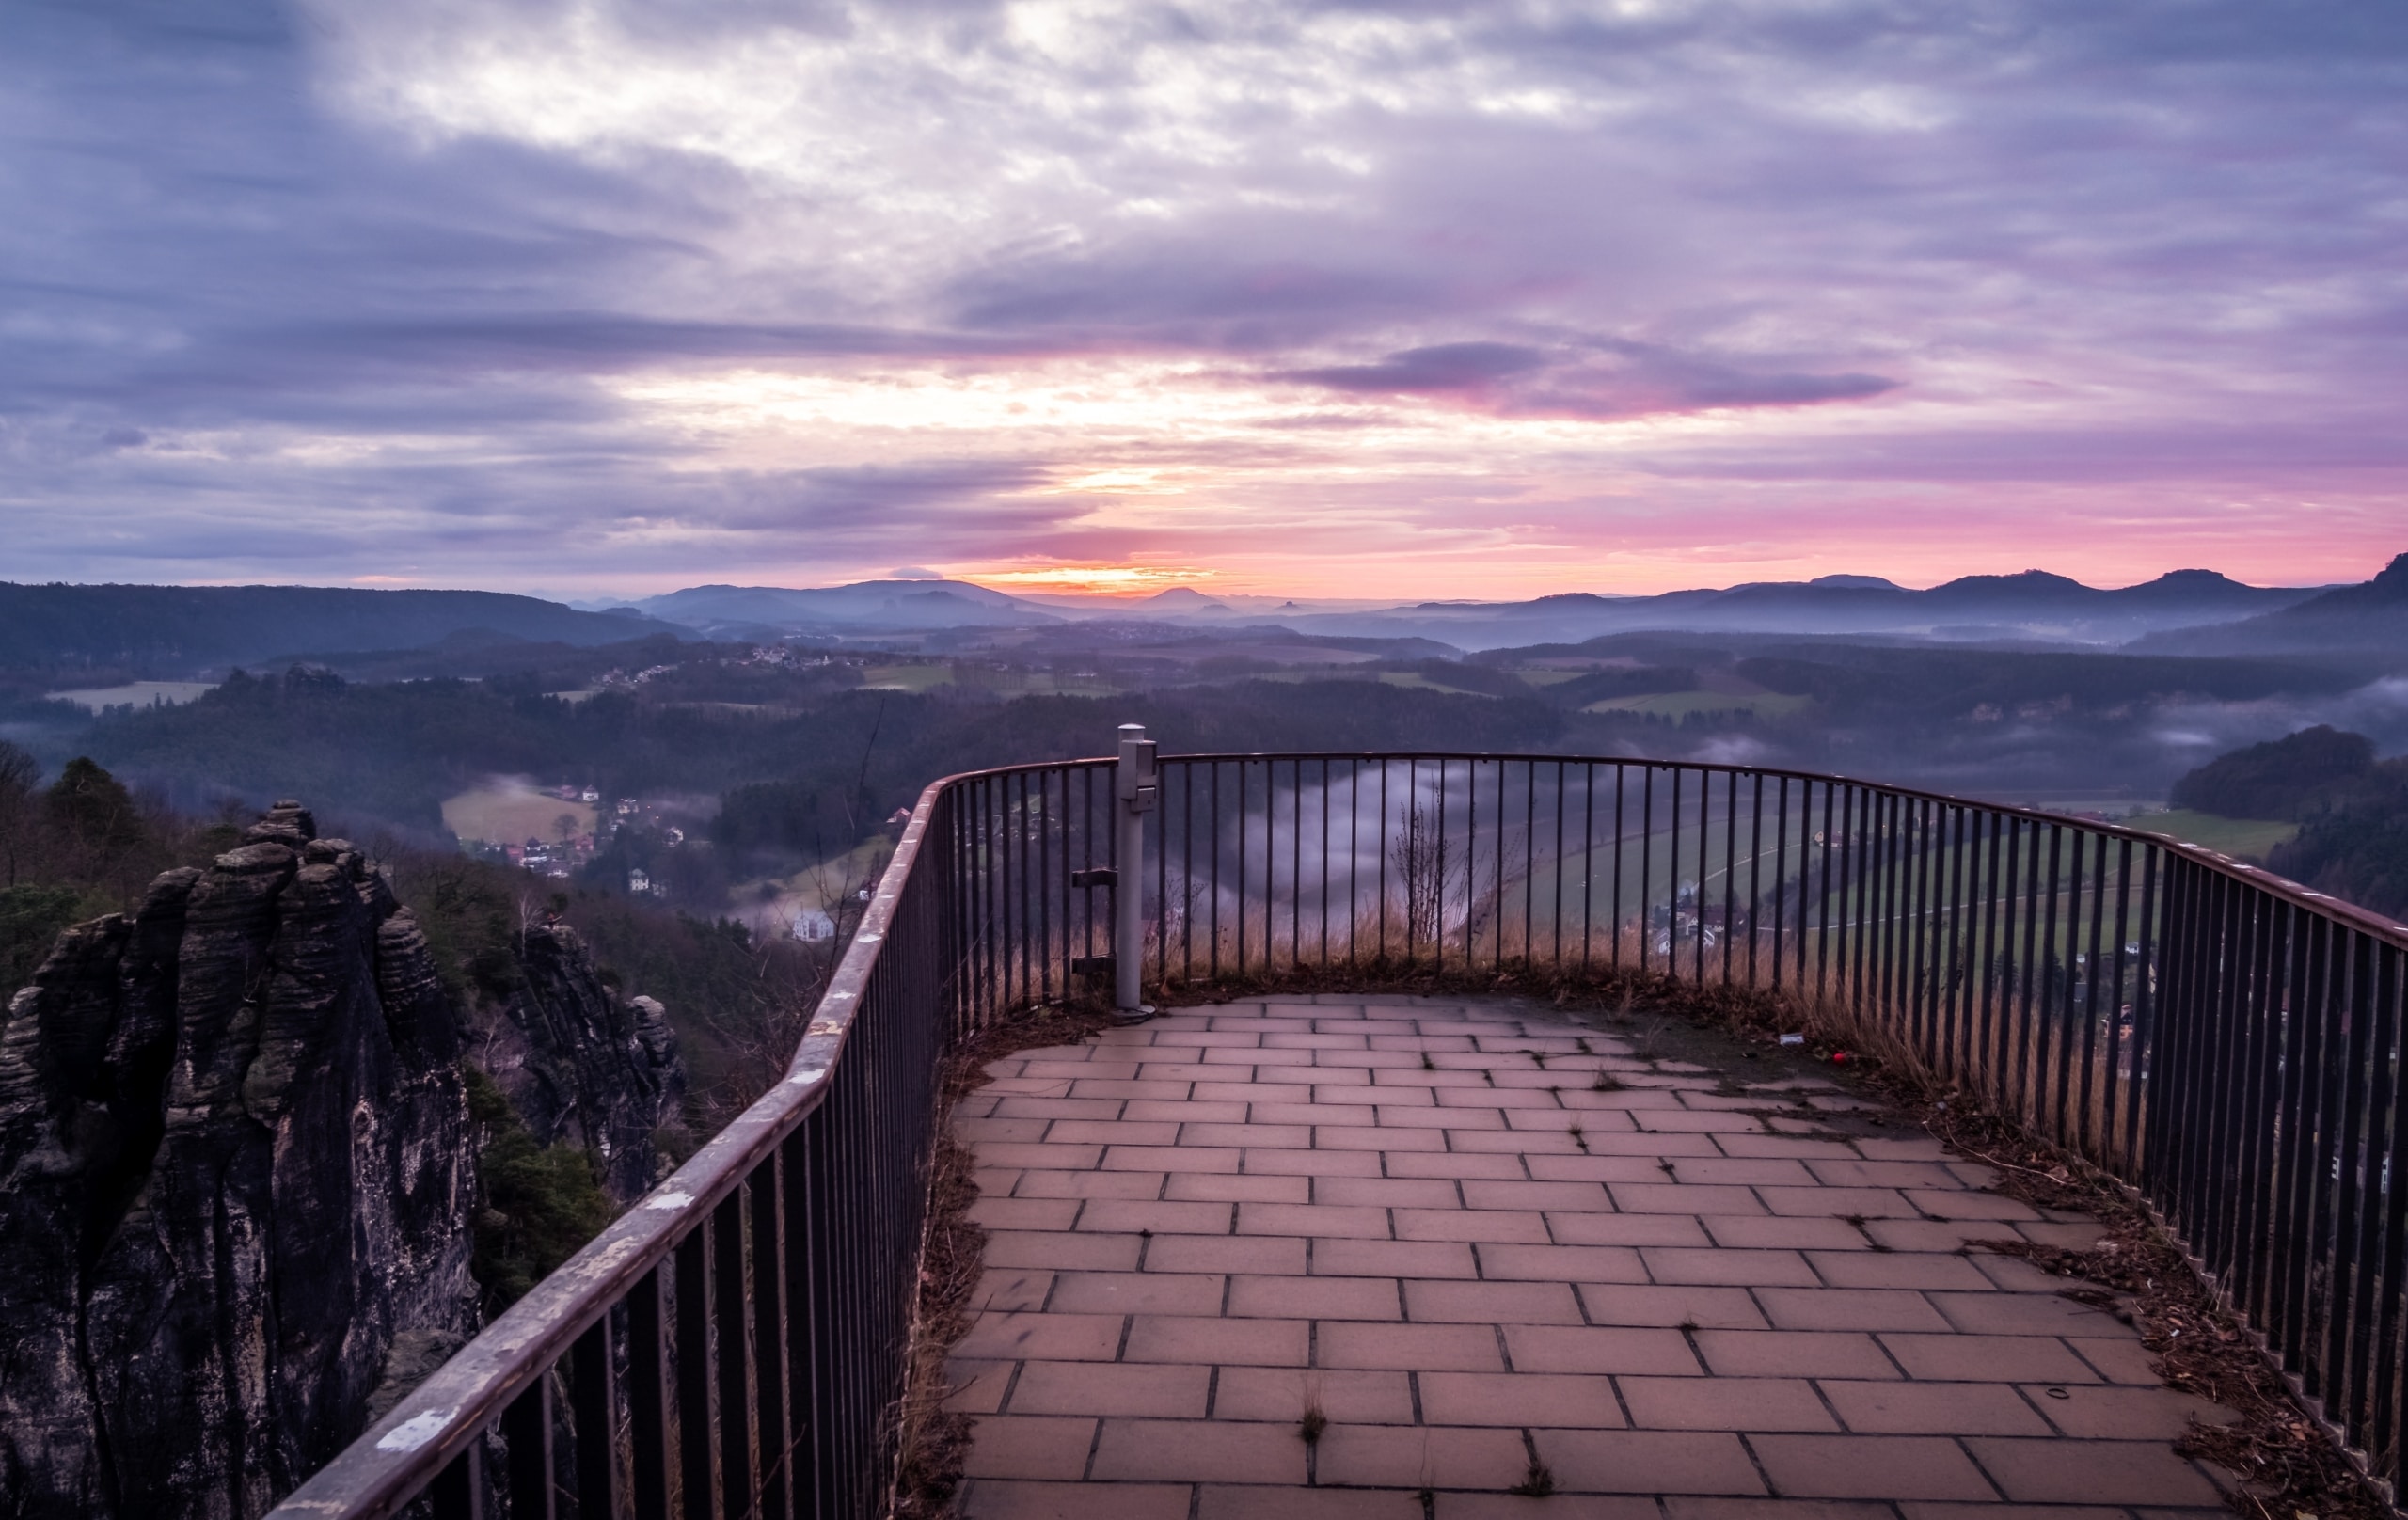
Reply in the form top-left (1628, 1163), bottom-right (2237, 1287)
top-left (1114, 722), bottom-right (1157, 1017)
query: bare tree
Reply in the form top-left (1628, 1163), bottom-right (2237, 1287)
top-left (1389, 801), bottom-right (1454, 951)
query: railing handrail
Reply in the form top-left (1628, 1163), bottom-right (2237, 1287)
top-left (269, 768), bottom-right (959, 1517)
top-left (269, 746), bottom-right (2406, 1517)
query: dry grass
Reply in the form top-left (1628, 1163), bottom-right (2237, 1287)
top-left (890, 1000), bottom-right (1117, 1520)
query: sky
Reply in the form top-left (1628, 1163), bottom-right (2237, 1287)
top-left (3, 0), bottom-right (2403, 601)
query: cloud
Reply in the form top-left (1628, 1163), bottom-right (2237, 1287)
top-left (0, 0), bottom-right (2400, 594)
top-left (1284, 339), bottom-right (1898, 419)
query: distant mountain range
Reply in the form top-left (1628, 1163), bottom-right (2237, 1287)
top-left (5, 558), bottom-right (2396, 681)
top-left (1269, 568), bottom-right (2322, 649)
top-left (2133, 553), bottom-right (2408, 657)
top-left (619, 566), bottom-right (2335, 651)
top-left (629, 580), bottom-right (1042, 638)
top-left (0, 583), bottom-right (675, 677)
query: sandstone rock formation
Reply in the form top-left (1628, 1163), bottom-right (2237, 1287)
top-left (477, 920), bottom-right (686, 1203)
top-left (0, 802), bottom-right (478, 1520)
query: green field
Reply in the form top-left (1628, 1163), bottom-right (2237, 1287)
top-left (1377, 671), bottom-right (1496, 696)
top-left (860, 663), bottom-right (954, 692)
top-left (2128, 809), bottom-right (2297, 863)
top-left (1508, 668), bottom-right (1589, 687)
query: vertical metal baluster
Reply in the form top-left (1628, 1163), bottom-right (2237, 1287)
top-left (1579, 763), bottom-right (1595, 972)
top-left (749, 1156), bottom-right (789, 1520)
top-left (2011, 818), bottom-right (2040, 1124)
top-left (2267, 889), bottom-right (2316, 1367)
top-left (2155, 860), bottom-right (2204, 1232)
top-left (2298, 910), bottom-right (2345, 1403)
top-left (1610, 765), bottom-right (1625, 970)
top-left (1078, 769), bottom-right (1093, 987)
top-left (2100, 839), bottom-right (2134, 1167)
top-left (571, 1314), bottom-right (619, 1520)
top-left (1386, 761), bottom-right (1406, 963)
top-left (1211, 762), bottom-right (1223, 980)
top-left (1523, 758), bottom-right (1538, 968)
top-left (1946, 806), bottom-right (1975, 1085)
top-left (1696, 768), bottom-right (1712, 988)
top-left (1347, 759), bottom-right (1361, 969)
top-left (1906, 800), bottom-right (1931, 1053)
top-left (1917, 800), bottom-right (1939, 1051)
top-left (714, 1191), bottom-right (755, 1518)
top-left (1992, 817), bottom-right (2020, 1116)
top-left (2201, 869), bottom-right (2247, 1275)
top-left (1322, 757), bottom-right (1333, 969)
top-left (1722, 770), bottom-right (1739, 988)
top-left (1237, 761), bottom-right (1250, 975)
top-left (1041, 770), bottom-right (1055, 1005)
top-left (2124, 846), bottom-right (2160, 1168)
top-left (1640, 767), bottom-right (1654, 977)
top-left (1747, 773), bottom-right (1765, 990)
top-left (1291, 758), bottom-right (1304, 971)
top-left (1463, 758), bottom-right (1475, 968)
top-left (2032, 825), bottom-right (2063, 1132)
top-left (627, 1267), bottom-right (672, 1518)
top-left (504, 1376), bottom-right (556, 1520)
top-left (430, 1444), bottom-right (484, 1520)
top-left (674, 1227), bottom-right (718, 1518)
top-left (2232, 888), bottom-right (2284, 1313)
top-left (1856, 788), bottom-right (1875, 1018)
top-left (1675, 766), bottom-right (1691, 983)
top-left (2316, 924), bottom-right (2370, 1439)
top-left (1869, 793), bottom-right (1891, 1028)
top-left (2340, 930), bottom-right (2396, 1456)
top-left (1814, 783), bottom-right (1834, 999)
top-left (1769, 777), bottom-right (1787, 992)
top-left (2074, 831), bottom-right (2110, 1157)
top-left (778, 1127), bottom-right (819, 1520)
top-left (1157, 761), bottom-right (1172, 986)
top-left (1554, 760), bottom-right (1568, 970)
top-left (1971, 812), bottom-right (1998, 1101)
top-left (2362, 945), bottom-right (2408, 1490)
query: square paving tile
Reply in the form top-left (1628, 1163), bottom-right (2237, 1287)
top-left (947, 997), bottom-right (2220, 1517)
top-left (1533, 1429), bottom-right (1767, 1494)
top-left (1619, 1376), bottom-right (1837, 1432)
top-left (1748, 1434), bottom-right (1997, 1500)
top-left (1089, 1418), bottom-right (1309, 1484)
top-left (1418, 1370), bottom-right (1628, 1428)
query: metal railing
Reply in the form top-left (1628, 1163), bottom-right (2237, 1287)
top-left (274, 746), bottom-right (2408, 1517)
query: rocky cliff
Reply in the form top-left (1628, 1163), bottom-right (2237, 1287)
top-left (0, 802), bottom-right (477, 1520)
top-left (476, 920), bottom-right (686, 1204)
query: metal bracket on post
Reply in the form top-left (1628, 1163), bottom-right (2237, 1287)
top-left (1113, 722), bottom-right (1157, 1021)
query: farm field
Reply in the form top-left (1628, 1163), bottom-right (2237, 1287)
top-left (442, 776), bottom-right (597, 846)
top-left (2129, 808), bottom-right (2298, 862)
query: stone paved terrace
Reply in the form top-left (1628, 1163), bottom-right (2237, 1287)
top-left (942, 996), bottom-right (2242, 1520)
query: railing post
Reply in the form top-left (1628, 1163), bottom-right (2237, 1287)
top-left (1116, 723), bottom-right (1158, 1017)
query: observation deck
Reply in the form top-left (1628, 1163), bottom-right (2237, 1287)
top-left (272, 742), bottom-right (2408, 1520)
top-left (945, 991), bottom-right (2237, 1518)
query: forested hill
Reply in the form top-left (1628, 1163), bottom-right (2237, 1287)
top-left (0, 582), bottom-right (678, 678)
